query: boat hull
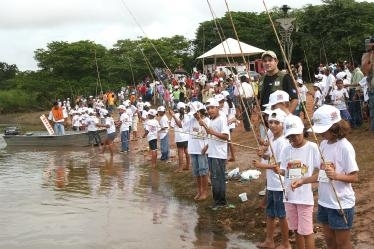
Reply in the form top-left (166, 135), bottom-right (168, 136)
top-left (3, 130), bottom-right (107, 147)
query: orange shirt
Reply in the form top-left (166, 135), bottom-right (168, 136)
top-left (51, 107), bottom-right (64, 122)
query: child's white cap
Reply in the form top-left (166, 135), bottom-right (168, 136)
top-left (308, 105), bottom-right (341, 133)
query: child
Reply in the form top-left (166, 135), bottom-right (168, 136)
top-left (199, 98), bottom-right (230, 210)
top-left (252, 109), bottom-right (291, 249)
top-left (142, 109), bottom-right (160, 168)
top-left (292, 105), bottom-right (359, 249)
top-left (85, 109), bottom-right (102, 151)
top-left (183, 101), bottom-right (210, 200)
top-left (157, 106), bottom-right (170, 161)
top-left (313, 83), bottom-right (323, 110)
top-left (96, 109), bottom-right (116, 157)
top-left (169, 102), bottom-right (190, 172)
top-left (278, 114), bottom-right (321, 249)
top-left (331, 78), bottom-right (351, 122)
top-left (118, 105), bottom-right (130, 153)
top-left (297, 79), bottom-right (309, 119)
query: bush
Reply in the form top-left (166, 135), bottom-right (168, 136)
top-left (0, 90), bottom-right (39, 113)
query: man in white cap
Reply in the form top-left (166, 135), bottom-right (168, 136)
top-left (260, 50), bottom-right (298, 113)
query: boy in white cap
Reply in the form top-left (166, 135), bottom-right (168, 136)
top-left (199, 97), bottom-right (230, 210)
top-left (157, 106), bottom-right (170, 161)
top-left (252, 109), bottom-right (291, 249)
top-left (183, 101), bottom-right (210, 200)
top-left (277, 115), bottom-right (320, 249)
top-left (142, 109), bottom-right (160, 168)
top-left (118, 105), bottom-right (130, 153)
top-left (292, 105), bottom-right (359, 249)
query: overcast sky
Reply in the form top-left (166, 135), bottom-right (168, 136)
top-left (0, 0), bottom-right (356, 71)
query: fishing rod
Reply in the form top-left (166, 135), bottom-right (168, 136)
top-left (94, 49), bottom-right (103, 97)
top-left (263, 0), bottom-right (348, 224)
top-left (225, 0), bottom-right (286, 198)
top-left (120, 0), bottom-right (171, 73)
top-left (206, 0), bottom-right (260, 147)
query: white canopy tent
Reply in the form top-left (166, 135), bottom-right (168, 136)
top-left (197, 38), bottom-right (265, 59)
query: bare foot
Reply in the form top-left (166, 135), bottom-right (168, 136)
top-left (275, 244), bottom-right (292, 249)
top-left (228, 158), bottom-right (235, 162)
top-left (256, 241), bottom-right (275, 249)
top-left (197, 193), bottom-right (208, 201)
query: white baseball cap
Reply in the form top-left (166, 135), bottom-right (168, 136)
top-left (262, 106), bottom-right (272, 115)
top-left (284, 115), bottom-right (304, 138)
top-left (261, 50), bottom-right (277, 60)
top-left (297, 79), bottom-right (303, 84)
top-left (118, 105), bottom-right (126, 110)
top-left (268, 109), bottom-right (287, 123)
top-left (157, 106), bottom-right (166, 112)
top-left (263, 90), bottom-right (290, 107)
top-left (308, 105), bottom-right (341, 133)
top-left (177, 102), bottom-right (186, 109)
top-left (148, 109), bottom-right (158, 116)
top-left (215, 94), bottom-right (225, 102)
top-left (221, 90), bottom-right (230, 97)
top-left (205, 98), bottom-right (219, 108)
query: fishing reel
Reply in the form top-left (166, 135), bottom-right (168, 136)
top-left (365, 35), bottom-right (374, 52)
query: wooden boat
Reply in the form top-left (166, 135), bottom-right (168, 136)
top-left (2, 129), bottom-right (107, 147)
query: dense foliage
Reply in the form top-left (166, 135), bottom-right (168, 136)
top-left (0, 0), bottom-right (373, 113)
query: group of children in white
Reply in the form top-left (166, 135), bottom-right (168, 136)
top-left (60, 80), bottom-right (358, 249)
top-left (252, 90), bottom-right (358, 249)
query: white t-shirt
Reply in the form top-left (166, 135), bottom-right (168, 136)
top-left (158, 115), bottom-right (169, 139)
top-left (137, 102), bottom-right (144, 112)
top-left (105, 117), bottom-right (116, 134)
top-left (331, 88), bottom-right (348, 110)
top-left (318, 138), bottom-right (358, 209)
top-left (359, 76), bottom-right (369, 102)
top-left (184, 116), bottom-right (210, 154)
top-left (298, 85), bottom-right (308, 102)
top-left (119, 112), bottom-right (130, 132)
top-left (85, 115), bottom-right (99, 131)
top-left (126, 108), bottom-right (133, 124)
top-left (206, 114), bottom-right (229, 159)
top-left (280, 141), bottom-right (320, 205)
top-left (228, 105), bottom-right (236, 129)
top-left (266, 136), bottom-right (289, 191)
top-left (170, 113), bottom-right (190, 143)
top-left (144, 119), bottom-right (160, 141)
top-left (314, 91), bottom-right (323, 107)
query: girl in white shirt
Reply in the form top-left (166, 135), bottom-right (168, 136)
top-left (170, 102), bottom-right (190, 172)
top-left (278, 115), bottom-right (320, 249)
top-left (292, 105), bottom-right (358, 249)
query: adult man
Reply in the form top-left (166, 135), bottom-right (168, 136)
top-left (234, 75), bottom-right (254, 131)
top-left (321, 67), bottom-right (336, 103)
top-left (260, 51), bottom-right (298, 113)
top-left (362, 43), bottom-right (374, 131)
top-left (48, 101), bottom-right (65, 135)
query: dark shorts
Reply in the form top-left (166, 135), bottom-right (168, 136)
top-left (317, 204), bottom-right (354, 230)
top-left (148, 139), bottom-right (157, 150)
top-left (107, 132), bottom-right (116, 142)
top-left (88, 131), bottom-right (101, 145)
top-left (266, 190), bottom-right (286, 218)
top-left (176, 141), bottom-right (188, 148)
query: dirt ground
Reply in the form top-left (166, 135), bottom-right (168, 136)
top-left (1, 92), bottom-right (373, 248)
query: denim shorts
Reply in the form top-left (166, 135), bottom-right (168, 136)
top-left (107, 132), bottom-right (116, 142)
top-left (266, 190), bottom-right (286, 218)
top-left (317, 204), bottom-right (354, 230)
top-left (148, 139), bottom-right (157, 151)
top-left (190, 154), bottom-right (209, 176)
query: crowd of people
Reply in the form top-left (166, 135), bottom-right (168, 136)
top-left (43, 47), bottom-right (374, 249)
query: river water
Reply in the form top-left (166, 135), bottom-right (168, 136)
top-left (0, 137), bottom-right (256, 249)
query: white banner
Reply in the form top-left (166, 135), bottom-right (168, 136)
top-left (40, 114), bottom-right (55, 135)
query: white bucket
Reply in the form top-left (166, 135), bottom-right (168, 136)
top-left (238, 192), bottom-right (248, 202)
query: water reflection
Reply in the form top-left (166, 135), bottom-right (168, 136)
top-left (0, 146), bottom-right (256, 248)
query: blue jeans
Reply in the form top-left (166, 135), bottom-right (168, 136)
top-left (208, 157), bottom-right (227, 206)
top-left (368, 91), bottom-right (374, 131)
top-left (160, 133), bottom-right (169, 160)
top-left (121, 130), bottom-right (129, 151)
top-left (54, 122), bottom-right (65, 136)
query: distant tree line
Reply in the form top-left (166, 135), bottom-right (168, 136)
top-left (0, 0), bottom-right (373, 113)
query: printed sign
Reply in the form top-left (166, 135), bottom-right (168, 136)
top-left (40, 114), bottom-right (55, 135)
